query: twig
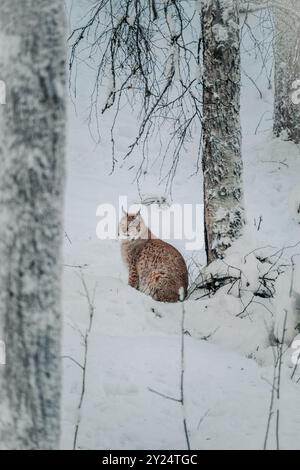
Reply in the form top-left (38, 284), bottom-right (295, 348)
top-left (275, 310), bottom-right (287, 450)
top-left (263, 310), bottom-right (287, 450)
top-left (199, 327), bottom-right (220, 341)
top-left (147, 387), bottom-right (181, 403)
top-left (180, 299), bottom-right (191, 450)
top-left (255, 111), bottom-right (269, 134)
top-left (64, 263), bottom-right (89, 269)
top-left (65, 231), bottom-right (72, 245)
top-left (147, 297), bottom-right (191, 450)
top-left (197, 409), bottom-right (210, 430)
top-left (242, 67), bottom-right (263, 98)
top-left (62, 355), bottom-right (84, 371)
top-left (73, 271), bottom-right (97, 450)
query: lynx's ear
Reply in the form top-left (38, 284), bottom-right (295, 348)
top-left (122, 206), bottom-right (128, 216)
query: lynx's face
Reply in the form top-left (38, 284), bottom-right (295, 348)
top-left (119, 212), bottom-right (147, 240)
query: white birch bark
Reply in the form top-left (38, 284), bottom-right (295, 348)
top-left (273, 0), bottom-right (300, 143)
top-left (202, 0), bottom-right (245, 264)
top-left (0, 0), bottom-right (66, 449)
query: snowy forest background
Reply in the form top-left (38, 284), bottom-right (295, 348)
top-left (0, 0), bottom-right (300, 450)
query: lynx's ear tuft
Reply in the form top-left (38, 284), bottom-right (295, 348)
top-left (122, 206), bottom-right (127, 216)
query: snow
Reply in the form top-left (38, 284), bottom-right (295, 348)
top-left (61, 4), bottom-right (300, 450)
top-left (212, 24), bottom-right (229, 43)
top-left (289, 187), bottom-right (300, 224)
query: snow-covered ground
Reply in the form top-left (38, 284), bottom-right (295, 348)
top-left (61, 3), bottom-right (300, 450)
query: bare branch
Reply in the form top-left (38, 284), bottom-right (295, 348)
top-left (69, 0), bottom-right (203, 190)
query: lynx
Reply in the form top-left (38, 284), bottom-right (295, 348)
top-left (119, 210), bottom-right (188, 302)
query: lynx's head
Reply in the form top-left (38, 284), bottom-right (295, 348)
top-left (119, 209), bottom-right (149, 241)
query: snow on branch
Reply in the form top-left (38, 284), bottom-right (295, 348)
top-left (188, 243), bottom-right (300, 322)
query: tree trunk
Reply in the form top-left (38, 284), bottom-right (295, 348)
top-left (0, 0), bottom-right (66, 449)
top-left (202, 0), bottom-right (245, 264)
top-left (273, 0), bottom-right (300, 143)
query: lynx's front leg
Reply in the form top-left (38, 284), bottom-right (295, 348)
top-left (128, 262), bottom-right (139, 290)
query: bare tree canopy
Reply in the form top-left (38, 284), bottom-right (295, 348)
top-left (69, 0), bottom-right (203, 188)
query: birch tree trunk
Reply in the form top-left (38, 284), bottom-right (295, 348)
top-left (0, 0), bottom-right (66, 449)
top-left (202, 0), bottom-right (244, 264)
top-left (273, 0), bottom-right (300, 143)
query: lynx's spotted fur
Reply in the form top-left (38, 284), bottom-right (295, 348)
top-left (119, 211), bottom-right (188, 302)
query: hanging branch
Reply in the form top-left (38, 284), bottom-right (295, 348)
top-left (69, 0), bottom-right (202, 191)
